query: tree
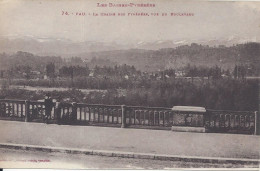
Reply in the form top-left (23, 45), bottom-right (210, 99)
top-left (46, 63), bottom-right (55, 87)
top-left (46, 63), bottom-right (55, 78)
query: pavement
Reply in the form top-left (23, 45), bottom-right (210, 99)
top-left (0, 148), bottom-right (257, 169)
top-left (0, 120), bottom-right (259, 162)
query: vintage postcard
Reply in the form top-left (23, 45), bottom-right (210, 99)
top-left (0, 0), bottom-right (259, 169)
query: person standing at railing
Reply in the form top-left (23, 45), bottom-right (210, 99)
top-left (44, 94), bottom-right (53, 124)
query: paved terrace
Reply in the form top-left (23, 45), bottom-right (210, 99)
top-left (0, 120), bottom-right (259, 160)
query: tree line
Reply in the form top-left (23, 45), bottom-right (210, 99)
top-left (1, 78), bottom-right (258, 111)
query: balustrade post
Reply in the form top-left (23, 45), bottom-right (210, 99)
top-left (121, 105), bottom-right (126, 128)
top-left (254, 111), bottom-right (259, 135)
top-left (24, 100), bottom-right (30, 122)
top-left (72, 102), bottom-right (77, 123)
top-left (1, 102), bottom-right (6, 116)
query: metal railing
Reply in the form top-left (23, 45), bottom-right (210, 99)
top-left (0, 99), bottom-right (258, 135)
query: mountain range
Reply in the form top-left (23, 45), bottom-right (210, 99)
top-left (0, 36), bottom-right (259, 72)
top-left (0, 36), bottom-right (257, 57)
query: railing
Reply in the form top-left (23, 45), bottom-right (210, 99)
top-left (0, 99), bottom-right (53, 122)
top-left (28, 101), bottom-right (46, 121)
top-left (205, 110), bottom-right (256, 134)
top-left (0, 99), bottom-right (26, 120)
top-left (0, 99), bottom-right (258, 135)
top-left (58, 103), bottom-right (122, 125)
top-left (125, 106), bottom-right (172, 127)
top-left (124, 106), bottom-right (206, 128)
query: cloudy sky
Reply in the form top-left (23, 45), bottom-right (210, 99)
top-left (0, 0), bottom-right (259, 43)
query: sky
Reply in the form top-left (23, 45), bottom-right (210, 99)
top-left (0, 0), bottom-right (260, 44)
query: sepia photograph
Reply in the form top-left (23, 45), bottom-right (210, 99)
top-left (0, 0), bottom-right (259, 169)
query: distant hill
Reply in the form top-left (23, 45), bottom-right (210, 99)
top-left (0, 37), bottom-right (129, 57)
top-left (0, 42), bottom-right (259, 73)
top-left (81, 42), bottom-right (260, 72)
top-left (0, 51), bottom-right (63, 71)
top-left (1, 36), bottom-right (258, 57)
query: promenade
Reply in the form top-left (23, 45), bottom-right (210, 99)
top-left (0, 120), bottom-right (259, 161)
